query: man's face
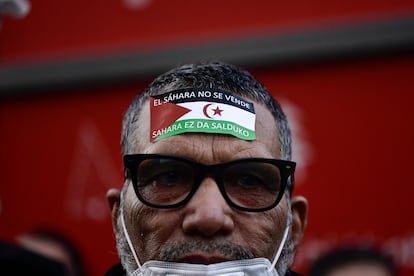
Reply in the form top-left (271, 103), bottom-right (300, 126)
top-left (108, 98), bottom-right (307, 271)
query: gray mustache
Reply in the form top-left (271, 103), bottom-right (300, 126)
top-left (160, 239), bottom-right (255, 262)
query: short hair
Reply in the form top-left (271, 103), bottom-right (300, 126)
top-left (121, 61), bottom-right (293, 190)
top-left (308, 245), bottom-right (397, 276)
top-left (19, 229), bottom-right (86, 276)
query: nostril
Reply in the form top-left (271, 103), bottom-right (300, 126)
top-left (182, 208), bottom-right (234, 237)
top-left (181, 181), bottom-right (234, 237)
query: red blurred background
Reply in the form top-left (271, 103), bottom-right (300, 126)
top-left (1, 1), bottom-right (414, 275)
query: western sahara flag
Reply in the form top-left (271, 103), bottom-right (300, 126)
top-left (150, 97), bottom-right (256, 142)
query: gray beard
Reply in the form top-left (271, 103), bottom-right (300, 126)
top-left (115, 219), bottom-right (295, 276)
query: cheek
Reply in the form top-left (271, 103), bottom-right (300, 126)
top-left (239, 203), bottom-right (288, 259)
top-left (128, 203), bottom-right (182, 262)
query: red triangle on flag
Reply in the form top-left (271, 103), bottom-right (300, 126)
top-left (150, 97), bottom-right (191, 142)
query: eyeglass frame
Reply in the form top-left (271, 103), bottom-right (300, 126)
top-left (123, 153), bottom-right (296, 212)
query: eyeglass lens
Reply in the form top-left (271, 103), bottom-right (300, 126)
top-left (135, 157), bottom-right (283, 210)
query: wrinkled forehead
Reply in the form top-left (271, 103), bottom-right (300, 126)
top-left (129, 89), bottom-right (280, 159)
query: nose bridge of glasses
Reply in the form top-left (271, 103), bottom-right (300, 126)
top-left (194, 163), bottom-right (227, 197)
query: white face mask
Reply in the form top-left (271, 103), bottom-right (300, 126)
top-left (120, 193), bottom-right (289, 276)
top-left (130, 258), bottom-right (280, 276)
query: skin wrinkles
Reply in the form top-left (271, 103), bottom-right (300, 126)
top-left (124, 187), bottom-right (167, 263)
top-left (121, 98), bottom-right (290, 266)
top-left (123, 183), bottom-right (288, 264)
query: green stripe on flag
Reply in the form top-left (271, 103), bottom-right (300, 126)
top-left (154, 119), bottom-right (256, 142)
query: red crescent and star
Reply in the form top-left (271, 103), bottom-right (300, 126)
top-left (203, 104), bottom-right (223, 118)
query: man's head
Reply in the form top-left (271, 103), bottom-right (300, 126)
top-left (107, 61), bottom-right (308, 275)
top-left (17, 229), bottom-right (85, 276)
top-left (309, 246), bottom-right (397, 276)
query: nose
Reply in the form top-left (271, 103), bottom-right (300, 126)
top-left (182, 178), bottom-right (234, 237)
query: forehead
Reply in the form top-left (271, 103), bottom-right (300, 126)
top-left (131, 98), bottom-right (281, 161)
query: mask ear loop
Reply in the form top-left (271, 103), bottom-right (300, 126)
top-left (120, 191), bottom-right (142, 269)
top-left (268, 198), bottom-right (292, 273)
top-left (269, 220), bottom-right (289, 271)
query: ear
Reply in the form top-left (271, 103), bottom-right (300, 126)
top-left (107, 188), bottom-right (121, 234)
top-left (290, 195), bottom-right (308, 251)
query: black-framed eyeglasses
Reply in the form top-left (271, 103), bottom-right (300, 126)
top-left (123, 154), bottom-right (295, 212)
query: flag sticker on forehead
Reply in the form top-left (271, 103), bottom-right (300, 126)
top-left (150, 88), bottom-right (256, 142)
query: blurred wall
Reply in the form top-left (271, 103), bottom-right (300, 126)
top-left (1, 1), bottom-right (414, 275)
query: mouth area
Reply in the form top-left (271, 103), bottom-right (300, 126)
top-left (159, 239), bottom-right (254, 264)
top-left (177, 254), bottom-right (232, 265)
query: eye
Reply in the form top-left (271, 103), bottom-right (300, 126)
top-left (236, 174), bottom-right (264, 188)
top-left (150, 170), bottom-right (184, 187)
top-left (138, 159), bottom-right (192, 189)
top-left (224, 162), bottom-right (282, 192)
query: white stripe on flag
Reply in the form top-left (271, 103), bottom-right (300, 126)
top-left (177, 101), bottom-right (255, 130)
